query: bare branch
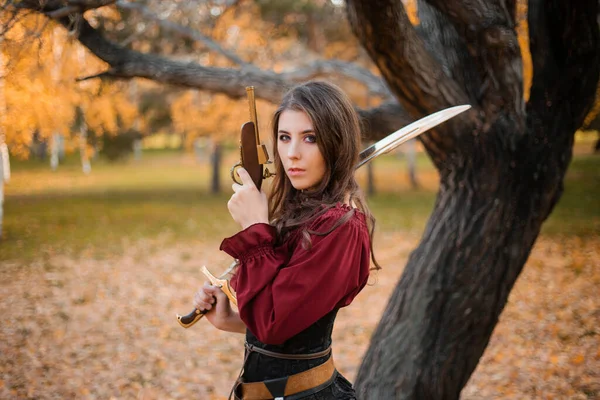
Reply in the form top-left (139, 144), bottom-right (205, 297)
top-left (0, 2), bottom-right (25, 37)
top-left (16, 0), bottom-right (116, 18)
top-left (113, 1), bottom-right (390, 98)
top-left (75, 70), bottom-right (117, 81)
top-left (115, 0), bottom-right (249, 67)
top-left (281, 59), bottom-right (391, 98)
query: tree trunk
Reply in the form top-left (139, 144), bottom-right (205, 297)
top-left (211, 141), bottom-right (222, 194)
top-left (366, 160), bottom-right (375, 195)
top-left (347, 0), bottom-right (600, 398)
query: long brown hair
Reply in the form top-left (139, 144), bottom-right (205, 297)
top-left (268, 81), bottom-right (381, 270)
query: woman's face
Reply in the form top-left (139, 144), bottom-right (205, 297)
top-left (277, 109), bottom-right (326, 191)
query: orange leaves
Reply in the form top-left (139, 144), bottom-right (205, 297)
top-left (2, 16), bottom-right (138, 158)
top-left (3, 231), bottom-right (597, 398)
top-left (571, 354), bottom-right (585, 365)
top-left (463, 236), bottom-right (600, 399)
top-left (171, 91), bottom-right (276, 147)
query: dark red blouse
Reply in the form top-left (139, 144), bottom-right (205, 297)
top-left (220, 203), bottom-right (371, 345)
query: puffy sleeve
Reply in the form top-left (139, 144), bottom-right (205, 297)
top-left (220, 211), bottom-right (370, 345)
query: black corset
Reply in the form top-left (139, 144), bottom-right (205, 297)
top-left (241, 309), bottom-right (356, 399)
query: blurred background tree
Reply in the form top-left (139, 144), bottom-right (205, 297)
top-left (1, 0), bottom-right (599, 398)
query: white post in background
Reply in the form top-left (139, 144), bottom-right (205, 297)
top-left (0, 38), bottom-right (10, 239)
top-left (77, 46), bottom-right (91, 174)
top-left (50, 133), bottom-right (60, 171)
top-left (129, 80), bottom-right (142, 160)
top-left (0, 142), bottom-right (8, 240)
top-left (50, 29), bottom-right (62, 171)
top-left (79, 121), bottom-right (91, 174)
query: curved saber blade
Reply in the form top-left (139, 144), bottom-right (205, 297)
top-left (357, 104), bottom-right (471, 169)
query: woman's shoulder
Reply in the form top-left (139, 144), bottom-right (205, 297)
top-left (307, 202), bottom-right (367, 232)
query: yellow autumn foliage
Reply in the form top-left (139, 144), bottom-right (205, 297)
top-left (171, 91), bottom-right (276, 148)
top-left (2, 15), bottom-right (139, 158)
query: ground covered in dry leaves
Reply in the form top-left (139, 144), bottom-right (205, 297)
top-left (1, 233), bottom-right (598, 399)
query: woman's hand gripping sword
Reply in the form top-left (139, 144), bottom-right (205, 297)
top-left (177, 263), bottom-right (239, 328)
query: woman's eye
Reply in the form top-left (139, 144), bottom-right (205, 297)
top-left (305, 135), bottom-right (317, 143)
top-left (278, 134), bottom-right (290, 142)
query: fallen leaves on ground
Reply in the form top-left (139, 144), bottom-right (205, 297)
top-left (1, 234), bottom-right (598, 399)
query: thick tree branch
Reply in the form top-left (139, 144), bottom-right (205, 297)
top-left (415, 2), bottom-right (481, 103)
top-left (423, 0), bottom-right (526, 131)
top-left (528, 0), bottom-right (600, 129)
top-left (522, 0), bottom-right (600, 221)
top-left (68, 16), bottom-right (293, 102)
top-left (280, 59), bottom-right (391, 99)
top-left (358, 100), bottom-right (413, 141)
top-left (17, 0), bottom-right (116, 18)
top-left (114, 1), bottom-right (391, 98)
top-left (346, 0), bottom-right (471, 116)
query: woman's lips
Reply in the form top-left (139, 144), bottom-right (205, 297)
top-left (287, 168), bottom-right (305, 176)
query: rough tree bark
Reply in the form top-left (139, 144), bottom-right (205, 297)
top-left (346, 0), bottom-right (599, 398)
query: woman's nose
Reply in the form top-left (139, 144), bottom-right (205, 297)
top-left (287, 139), bottom-right (300, 159)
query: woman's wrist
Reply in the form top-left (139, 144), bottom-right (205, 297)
top-left (241, 220), bottom-right (270, 230)
top-left (218, 311), bottom-right (246, 334)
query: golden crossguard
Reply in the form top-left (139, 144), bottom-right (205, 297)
top-left (176, 265), bottom-right (238, 328)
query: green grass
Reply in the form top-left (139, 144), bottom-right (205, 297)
top-left (1, 150), bottom-right (598, 262)
top-left (542, 154), bottom-right (600, 236)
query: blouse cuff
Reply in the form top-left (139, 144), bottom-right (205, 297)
top-left (219, 223), bottom-right (277, 261)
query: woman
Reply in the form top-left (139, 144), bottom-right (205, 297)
top-left (194, 81), bottom-right (380, 399)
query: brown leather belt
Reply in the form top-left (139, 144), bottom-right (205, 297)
top-left (231, 342), bottom-right (336, 400)
top-left (236, 357), bottom-right (336, 400)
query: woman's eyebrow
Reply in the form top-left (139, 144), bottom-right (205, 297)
top-left (278, 129), bottom-right (315, 134)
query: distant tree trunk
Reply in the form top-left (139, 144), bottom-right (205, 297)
top-left (77, 50), bottom-right (92, 175)
top-left (366, 160), bottom-right (375, 195)
top-left (0, 144), bottom-right (8, 240)
top-left (405, 139), bottom-right (418, 189)
top-left (347, 0), bottom-right (600, 398)
top-left (211, 141), bottom-right (222, 194)
top-left (0, 160), bottom-right (4, 240)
